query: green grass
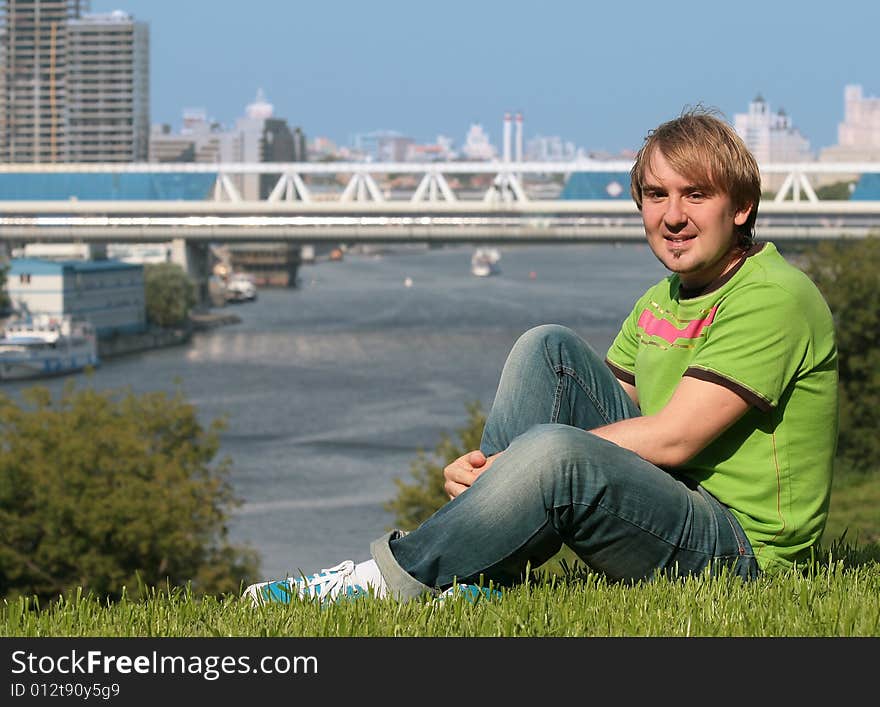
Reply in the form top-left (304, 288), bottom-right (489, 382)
top-left (3, 542), bottom-right (879, 637)
top-left (3, 471), bottom-right (878, 639)
top-left (823, 471), bottom-right (880, 546)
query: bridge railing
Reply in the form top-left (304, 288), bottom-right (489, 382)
top-left (0, 160), bottom-right (878, 205)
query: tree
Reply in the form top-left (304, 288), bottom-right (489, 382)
top-left (815, 180), bottom-right (856, 201)
top-left (0, 259), bottom-right (10, 313)
top-left (804, 235), bottom-right (880, 473)
top-left (765, 181), bottom-right (857, 202)
top-left (0, 382), bottom-right (259, 601)
top-left (384, 401), bottom-right (485, 530)
top-left (144, 263), bottom-right (197, 328)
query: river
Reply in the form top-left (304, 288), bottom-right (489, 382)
top-left (2, 242), bottom-right (669, 580)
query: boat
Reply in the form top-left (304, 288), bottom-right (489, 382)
top-left (471, 247), bottom-right (501, 277)
top-left (225, 242), bottom-right (301, 288)
top-left (225, 273), bottom-right (258, 303)
top-left (0, 314), bottom-right (99, 381)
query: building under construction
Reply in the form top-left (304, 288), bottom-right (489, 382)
top-left (0, 0), bottom-right (149, 163)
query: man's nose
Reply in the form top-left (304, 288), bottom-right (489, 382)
top-left (663, 198), bottom-right (688, 229)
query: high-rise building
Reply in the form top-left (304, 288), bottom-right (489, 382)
top-left (291, 126), bottom-right (306, 162)
top-left (837, 84), bottom-right (880, 149)
top-left (223, 90), bottom-right (303, 285)
top-left (525, 135), bottom-right (577, 162)
top-left (819, 84), bottom-right (880, 162)
top-left (352, 129), bottom-right (413, 162)
top-left (66, 10), bottom-right (149, 161)
top-left (224, 89), bottom-right (301, 199)
top-left (257, 117), bottom-right (299, 198)
top-left (148, 91), bottom-right (305, 196)
top-left (148, 108), bottom-right (232, 163)
top-left (0, 0), bottom-right (89, 162)
top-left (145, 90), bottom-right (306, 285)
top-left (733, 94), bottom-right (813, 164)
top-left (733, 95), bottom-right (813, 191)
top-left (0, 1), bottom-right (148, 163)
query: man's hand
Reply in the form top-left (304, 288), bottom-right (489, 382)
top-left (444, 449), bottom-right (502, 500)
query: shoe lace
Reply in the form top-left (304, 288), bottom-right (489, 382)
top-left (304, 560), bottom-right (358, 601)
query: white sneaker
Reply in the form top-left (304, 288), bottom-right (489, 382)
top-left (435, 583), bottom-right (503, 603)
top-left (243, 560), bottom-right (368, 606)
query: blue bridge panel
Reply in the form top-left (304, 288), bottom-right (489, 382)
top-left (0, 173), bottom-right (217, 200)
top-left (561, 171), bottom-right (632, 200)
top-left (850, 173), bottom-right (880, 200)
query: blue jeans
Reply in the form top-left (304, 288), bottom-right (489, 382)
top-left (371, 325), bottom-right (758, 599)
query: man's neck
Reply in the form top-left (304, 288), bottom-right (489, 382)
top-left (678, 244), bottom-right (762, 299)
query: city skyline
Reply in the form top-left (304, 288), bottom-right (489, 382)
top-left (86, 0), bottom-right (880, 155)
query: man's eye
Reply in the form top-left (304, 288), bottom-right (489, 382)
top-left (688, 192), bottom-right (705, 201)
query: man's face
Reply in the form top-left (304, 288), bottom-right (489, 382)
top-left (640, 149), bottom-right (753, 289)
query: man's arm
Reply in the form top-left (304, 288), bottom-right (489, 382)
top-left (445, 375), bottom-right (749, 498)
top-left (590, 376), bottom-right (750, 468)
top-left (615, 377), bottom-right (639, 407)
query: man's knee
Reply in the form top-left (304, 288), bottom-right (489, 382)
top-left (510, 423), bottom-right (630, 490)
top-left (512, 324), bottom-right (579, 357)
top-left (507, 325), bottom-right (592, 373)
top-left (511, 423), bottom-right (603, 469)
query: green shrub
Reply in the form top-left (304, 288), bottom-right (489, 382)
top-left (0, 382), bottom-right (259, 602)
top-left (384, 401), bottom-right (485, 530)
top-left (804, 235), bottom-right (880, 473)
top-left (144, 263), bottom-right (197, 328)
top-left (0, 259), bottom-right (10, 312)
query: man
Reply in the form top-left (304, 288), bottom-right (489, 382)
top-left (244, 109), bottom-right (839, 605)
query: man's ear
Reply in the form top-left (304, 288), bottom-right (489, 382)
top-left (734, 202), bottom-right (754, 226)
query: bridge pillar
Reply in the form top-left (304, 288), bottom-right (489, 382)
top-left (170, 238), bottom-right (212, 309)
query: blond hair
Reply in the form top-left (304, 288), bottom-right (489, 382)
top-left (630, 108), bottom-right (761, 247)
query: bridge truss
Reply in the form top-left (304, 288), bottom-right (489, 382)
top-left (0, 160), bottom-right (879, 244)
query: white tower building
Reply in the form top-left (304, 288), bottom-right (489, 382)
top-left (514, 112), bottom-right (523, 162)
top-left (462, 123), bottom-right (496, 160)
top-left (225, 89), bottom-right (275, 199)
top-left (502, 112), bottom-right (512, 162)
top-left (838, 84), bottom-right (880, 148)
top-left (820, 84), bottom-right (880, 162)
top-left (734, 94), bottom-right (813, 164)
top-left (734, 95), bottom-right (813, 190)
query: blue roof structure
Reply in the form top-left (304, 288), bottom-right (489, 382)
top-left (9, 258), bottom-right (142, 275)
top-left (0, 172), bottom-right (217, 201)
top-left (560, 171), bottom-right (632, 200)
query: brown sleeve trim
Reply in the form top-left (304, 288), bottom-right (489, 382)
top-left (683, 367), bottom-right (773, 412)
top-left (605, 359), bottom-right (636, 386)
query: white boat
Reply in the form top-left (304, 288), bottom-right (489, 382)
top-left (0, 314), bottom-right (99, 381)
top-left (471, 247), bottom-right (501, 277)
top-left (225, 273), bottom-right (258, 303)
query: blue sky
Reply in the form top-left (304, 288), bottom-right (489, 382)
top-left (92, 0), bottom-right (880, 154)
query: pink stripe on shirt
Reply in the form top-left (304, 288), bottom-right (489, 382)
top-left (637, 305), bottom-right (718, 344)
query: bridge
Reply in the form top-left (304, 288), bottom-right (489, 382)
top-left (1, 160), bottom-right (879, 245)
top-left (1, 160), bottom-right (877, 300)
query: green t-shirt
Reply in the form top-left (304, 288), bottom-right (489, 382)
top-left (605, 243), bottom-right (838, 572)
